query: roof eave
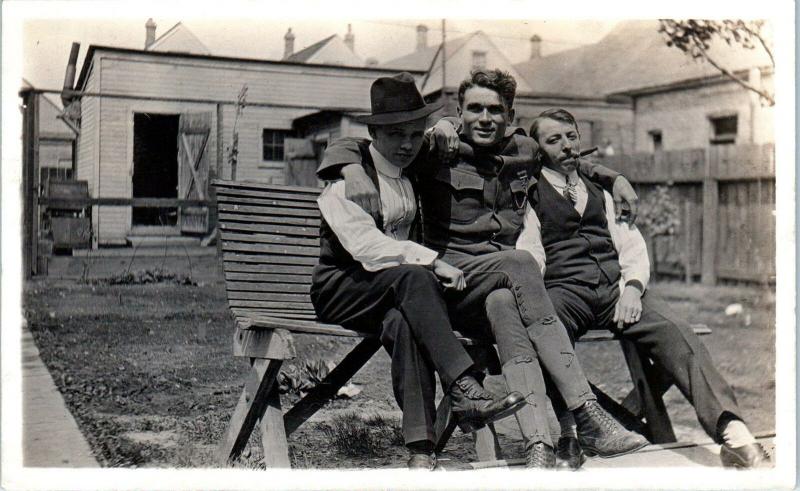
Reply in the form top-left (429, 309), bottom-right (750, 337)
top-left (609, 65), bottom-right (773, 98)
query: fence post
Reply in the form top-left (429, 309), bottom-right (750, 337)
top-left (21, 89), bottom-right (41, 278)
top-left (701, 147), bottom-right (718, 285)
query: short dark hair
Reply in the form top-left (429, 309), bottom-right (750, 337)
top-left (457, 69), bottom-right (517, 110)
top-left (529, 108), bottom-right (579, 142)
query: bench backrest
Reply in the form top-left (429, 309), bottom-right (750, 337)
top-left (214, 179), bottom-right (322, 321)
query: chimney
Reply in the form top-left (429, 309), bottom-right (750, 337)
top-left (145, 18), bottom-right (157, 49)
top-left (529, 34), bottom-right (542, 60)
top-left (284, 28), bottom-right (295, 59)
top-left (416, 24), bottom-right (428, 51)
top-left (344, 24), bottom-right (355, 52)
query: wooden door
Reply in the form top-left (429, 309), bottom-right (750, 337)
top-left (284, 138), bottom-right (320, 187)
top-left (178, 112), bottom-right (211, 234)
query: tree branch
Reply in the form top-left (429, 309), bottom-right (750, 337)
top-left (743, 25), bottom-right (775, 67)
top-left (695, 43), bottom-right (775, 106)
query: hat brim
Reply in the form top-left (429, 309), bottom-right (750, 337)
top-left (355, 101), bottom-right (444, 125)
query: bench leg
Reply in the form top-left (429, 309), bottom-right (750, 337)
top-left (619, 339), bottom-right (677, 443)
top-left (473, 424), bottom-right (503, 461)
top-left (433, 394), bottom-right (457, 454)
top-left (260, 384), bottom-right (290, 468)
top-left (216, 358), bottom-right (283, 465)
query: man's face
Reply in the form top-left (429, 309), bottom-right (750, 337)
top-left (370, 118), bottom-right (428, 168)
top-left (536, 118), bottom-right (581, 174)
top-left (458, 86), bottom-right (514, 147)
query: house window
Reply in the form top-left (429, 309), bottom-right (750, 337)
top-left (709, 115), bottom-right (738, 145)
top-left (262, 129), bottom-right (288, 161)
top-left (649, 130), bottom-right (663, 152)
top-left (471, 50), bottom-right (487, 70)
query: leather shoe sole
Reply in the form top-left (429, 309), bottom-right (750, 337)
top-left (720, 442), bottom-right (771, 468)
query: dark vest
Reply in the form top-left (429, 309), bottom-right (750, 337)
top-left (316, 140), bottom-right (420, 269)
top-left (416, 133), bottom-right (536, 257)
top-left (532, 172), bottom-right (621, 287)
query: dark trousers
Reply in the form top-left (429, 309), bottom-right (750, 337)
top-left (441, 250), bottom-right (595, 409)
top-left (547, 278), bottom-right (743, 442)
top-left (311, 263), bottom-right (475, 445)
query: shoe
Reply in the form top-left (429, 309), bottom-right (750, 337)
top-left (449, 375), bottom-right (525, 433)
top-left (574, 400), bottom-right (649, 458)
top-left (720, 442), bottom-right (771, 468)
top-left (555, 436), bottom-right (586, 470)
top-left (526, 442), bottom-right (556, 468)
top-left (407, 453), bottom-right (437, 470)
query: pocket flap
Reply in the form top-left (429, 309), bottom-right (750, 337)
top-left (433, 167), bottom-right (485, 191)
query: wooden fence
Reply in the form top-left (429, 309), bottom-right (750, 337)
top-left (604, 144), bottom-right (776, 285)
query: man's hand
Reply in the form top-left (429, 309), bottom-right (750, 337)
top-left (429, 119), bottom-right (461, 163)
top-left (612, 176), bottom-right (639, 225)
top-left (613, 285), bottom-right (642, 330)
top-left (431, 259), bottom-right (466, 291)
top-left (341, 164), bottom-right (381, 219)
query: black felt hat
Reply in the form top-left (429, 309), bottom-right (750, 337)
top-left (355, 72), bottom-right (443, 125)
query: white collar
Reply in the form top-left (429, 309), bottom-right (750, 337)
top-left (541, 166), bottom-right (580, 188)
top-left (369, 144), bottom-right (402, 178)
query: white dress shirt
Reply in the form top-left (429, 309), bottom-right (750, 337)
top-left (516, 167), bottom-right (651, 292)
top-left (317, 144), bottom-right (439, 272)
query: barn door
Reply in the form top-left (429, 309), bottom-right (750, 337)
top-left (284, 138), bottom-right (321, 187)
top-left (178, 112), bottom-right (211, 234)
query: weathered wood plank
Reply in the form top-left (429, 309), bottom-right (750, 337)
top-left (233, 328), bottom-right (296, 359)
top-left (221, 231), bottom-right (320, 247)
top-left (260, 387), bottom-right (290, 468)
top-left (218, 203), bottom-right (320, 218)
top-left (226, 291), bottom-right (310, 303)
top-left (222, 241), bottom-right (320, 257)
top-left (283, 337), bottom-right (382, 435)
top-left (226, 281), bottom-right (311, 293)
top-left (223, 262), bottom-right (315, 274)
top-left (229, 300), bottom-right (316, 310)
top-left (213, 179), bottom-right (321, 195)
top-left (215, 187), bottom-right (320, 202)
top-left (223, 252), bottom-right (318, 266)
top-left (225, 272), bottom-right (313, 284)
top-left (473, 424), bottom-right (503, 461)
top-left (216, 358), bottom-right (283, 465)
top-left (218, 212), bottom-right (320, 227)
top-left (220, 221), bottom-right (318, 237)
top-left (217, 195), bottom-right (319, 209)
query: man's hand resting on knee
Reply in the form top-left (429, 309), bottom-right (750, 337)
top-left (614, 285), bottom-right (642, 330)
top-left (430, 259), bottom-right (466, 291)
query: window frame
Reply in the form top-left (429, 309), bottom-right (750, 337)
top-left (262, 129), bottom-right (289, 162)
top-left (708, 114), bottom-right (738, 145)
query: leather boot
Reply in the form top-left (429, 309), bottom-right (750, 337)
top-left (449, 374), bottom-right (525, 433)
top-left (574, 400), bottom-right (649, 457)
top-left (556, 436), bottom-right (586, 470)
top-left (720, 442), bottom-right (771, 468)
top-left (526, 442), bottom-right (556, 468)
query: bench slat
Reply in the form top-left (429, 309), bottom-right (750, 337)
top-left (221, 231), bottom-right (320, 247)
top-left (219, 212), bottom-right (320, 227)
top-left (220, 222), bottom-right (319, 238)
top-left (215, 187), bottom-right (320, 203)
top-left (222, 242), bottom-right (321, 257)
top-left (223, 262), bottom-right (315, 275)
top-left (229, 300), bottom-right (316, 310)
top-left (223, 253), bottom-right (318, 266)
top-left (226, 281), bottom-right (310, 293)
top-left (213, 179), bottom-right (321, 195)
top-left (227, 291), bottom-right (311, 303)
top-left (217, 195), bottom-right (319, 210)
top-left (225, 272), bottom-right (312, 284)
top-left (218, 203), bottom-right (320, 218)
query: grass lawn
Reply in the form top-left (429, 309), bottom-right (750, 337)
top-left (23, 276), bottom-right (775, 468)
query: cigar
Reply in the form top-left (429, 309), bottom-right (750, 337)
top-left (579, 146), bottom-right (599, 157)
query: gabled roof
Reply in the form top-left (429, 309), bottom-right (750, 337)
top-left (284, 34), bottom-right (364, 66)
top-left (381, 32), bottom-right (474, 71)
top-left (285, 35), bottom-right (337, 62)
top-left (514, 20), bottom-right (771, 99)
top-left (147, 22), bottom-right (210, 55)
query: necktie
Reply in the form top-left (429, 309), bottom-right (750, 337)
top-left (564, 177), bottom-right (578, 205)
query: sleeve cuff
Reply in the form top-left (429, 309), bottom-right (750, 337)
top-left (625, 279), bottom-right (645, 295)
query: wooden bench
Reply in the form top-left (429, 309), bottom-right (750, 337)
top-left (212, 179), bottom-right (711, 468)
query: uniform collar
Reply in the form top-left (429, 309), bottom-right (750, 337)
top-left (541, 166), bottom-right (580, 188)
top-left (369, 144), bottom-right (402, 178)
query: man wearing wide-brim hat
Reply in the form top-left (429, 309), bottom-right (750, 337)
top-left (310, 72), bottom-right (527, 470)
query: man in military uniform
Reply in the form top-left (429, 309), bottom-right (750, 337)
top-left (317, 69), bottom-right (647, 467)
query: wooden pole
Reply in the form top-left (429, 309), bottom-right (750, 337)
top-left (21, 90), bottom-right (41, 278)
top-left (441, 19), bottom-right (447, 110)
top-left (701, 147), bottom-right (719, 285)
top-left (683, 200), bottom-right (692, 284)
